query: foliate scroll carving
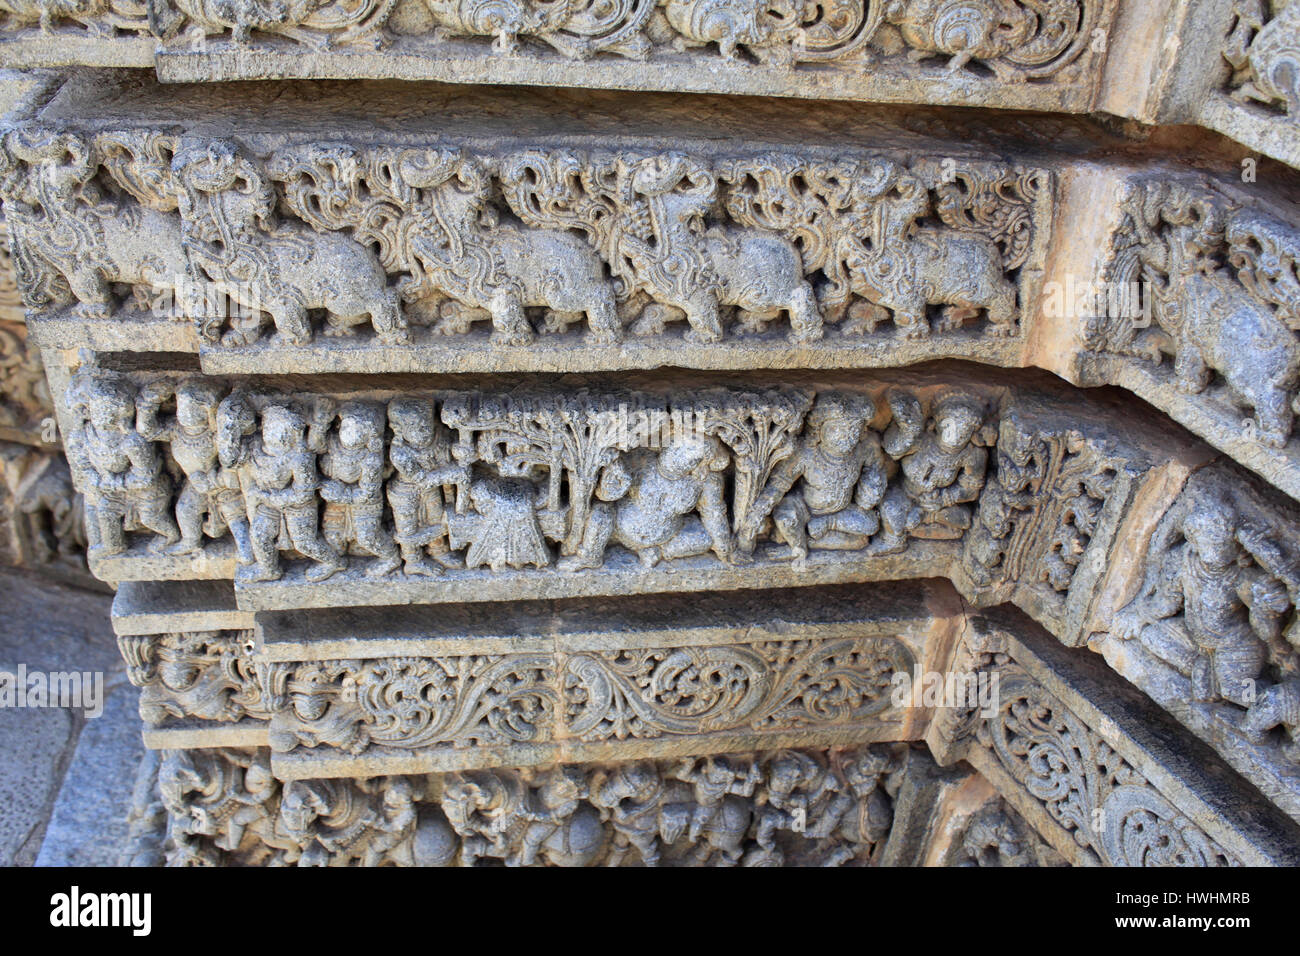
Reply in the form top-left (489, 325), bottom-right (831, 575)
top-left (263, 633), bottom-right (912, 755)
top-left (938, 639), bottom-right (1242, 867)
top-left (562, 636), bottom-right (912, 740)
top-left (268, 654), bottom-right (556, 754)
top-left (3, 128), bottom-right (1045, 357)
top-left (118, 628), bottom-right (275, 724)
top-left (156, 744), bottom-right (903, 866)
top-left (0, 0), bottom-right (150, 39)
top-left (1223, 1), bottom-right (1300, 121)
top-left (1088, 177), bottom-right (1300, 450)
top-left (141, 0), bottom-right (1104, 89)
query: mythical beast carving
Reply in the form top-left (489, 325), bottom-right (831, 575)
top-left (612, 153), bottom-right (822, 344)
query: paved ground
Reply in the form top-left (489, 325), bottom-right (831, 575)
top-left (0, 568), bottom-right (143, 866)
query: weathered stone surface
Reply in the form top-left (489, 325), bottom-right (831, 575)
top-left (33, 675), bottom-right (144, 866)
top-left (6, 9), bottom-right (1300, 869)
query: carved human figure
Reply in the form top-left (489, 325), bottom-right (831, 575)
top-left (513, 767), bottom-right (592, 867)
top-left (964, 413), bottom-right (1041, 584)
top-left (818, 748), bottom-right (895, 864)
top-left (137, 380), bottom-right (254, 564)
top-left (159, 750), bottom-right (279, 863)
top-left (754, 750), bottom-right (830, 854)
top-left (591, 762), bottom-right (688, 867)
top-left (386, 399), bottom-right (470, 576)
top-left (675, 755), bottom-right (760, 865)
top-left (871, 391), bottom-right (988, 554)
top-left (318, 401), bottom-right (402, 579)
top-left (1113, 495), bottom-right (1291, 710)
top-left (559, 432), bottom-right (743, 570)
top-left (741, 392), bottom-right (887, 567)
top-left (242, 403), bottom-right (346, 583)
top-left (66, 371), bottom-right (180, 557)
top-left (1242, 679), bottom-right (1300, 762)
top-left (278, 777), bottom-right (403, 867)
top-left (441, 770), bottom-right (529, 866)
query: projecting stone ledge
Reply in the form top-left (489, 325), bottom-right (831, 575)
top-left (115, 589), bottom-right (1300, 866)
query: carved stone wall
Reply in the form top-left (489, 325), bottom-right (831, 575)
top-left (6, 7), bottom-right (1300, 869)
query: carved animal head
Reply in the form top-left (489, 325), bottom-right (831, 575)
top-left (0, 126), bottom-right (99, 212)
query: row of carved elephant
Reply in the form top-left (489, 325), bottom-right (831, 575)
top-left (0, 125), bottom-right (1030, 346)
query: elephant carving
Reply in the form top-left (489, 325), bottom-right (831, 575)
top-left (844, 164), bottom-right (1016, 338)
top-left (0, 128), bottom-right (189, 320)
top-left (173, 139), bottom-right (409, 347)
top-left (398, 150), bottom-right (621, 346)
top-left (616, 153), bottom-right (822, 344)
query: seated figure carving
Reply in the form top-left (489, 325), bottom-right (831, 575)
top-left (740, 391), bottom-right (887, 569)
top-left (558, 430), bottom-right (744, 570)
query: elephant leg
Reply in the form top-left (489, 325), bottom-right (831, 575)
top-left (896, 306), bottom-right (930, 340)
top-left (271, 304), bottom-right (313, 346)
top-left (371, 288), bottom-right (410, 344)
top-left (68, 271), bottom-right (112, 319)
top-left (988, 285), bottom-right (1018, 335)
top-left (683, 300), bottom-right (724, 344)
top-left (489, 292), bottom-right (534, 346)
top-left (1252, 385), bottom-right (1293, 449)
top-left (585, 290), bottom-right (621, 344)
top-left (787, 282), bottom-right (823, 344)
top-left (1174, 345), bottom-right (1211, 393)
